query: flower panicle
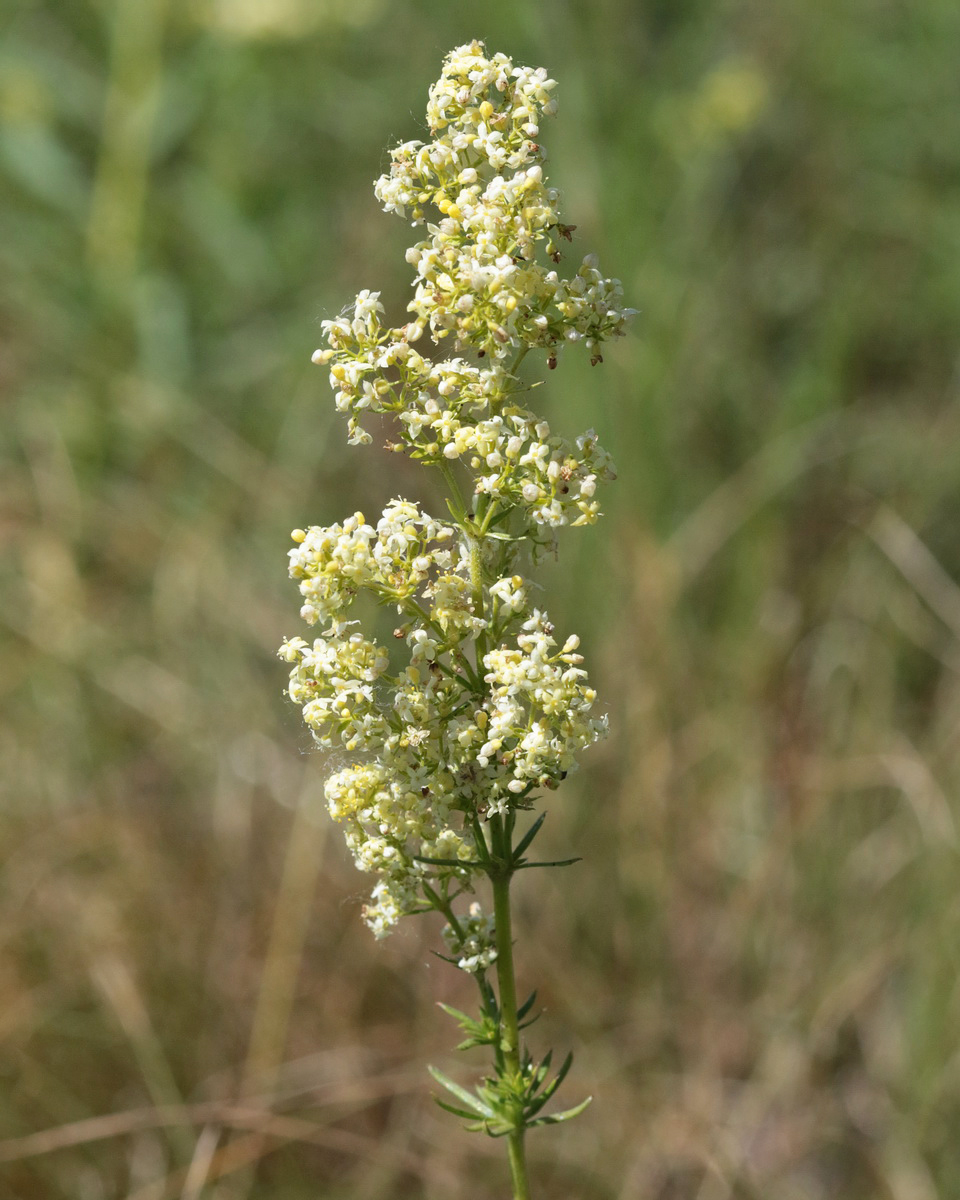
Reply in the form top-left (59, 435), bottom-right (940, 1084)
top-left (282, 40), bottom-right (628, 942)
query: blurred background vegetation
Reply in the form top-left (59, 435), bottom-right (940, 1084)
top-left (3, 0), bottom-right (960, 1196)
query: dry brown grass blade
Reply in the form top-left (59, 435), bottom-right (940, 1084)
top-left (866, 505), bottom-right (960, 643)
top-left (127, 1114), bottom-right (450, 1200)
top-left (178, 1123), bottom-right (220, 1200)
top-left (0, 1101), bottom-right (431, 1167)
top-left (0, 1098), bottom-right (461, 1200)
top-left (228, 781), bottom-right (328, 1199)
top-left (0, 1061), bottom-right (436, 1163)
top-left (667, 414), bottom-right (865, 586)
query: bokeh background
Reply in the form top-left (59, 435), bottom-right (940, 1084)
top-left (4, 0), bottom-right (960, 1196)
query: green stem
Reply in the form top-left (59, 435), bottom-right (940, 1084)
top-left (491, 817), bottom-right (531, 1200)
top-left (438, 460), bottom-right (468, 518)
top-left (438, 410), bottom-right (528, 1197)
top-left (477, 498), bottom-right (501, 537)
top-left (508, 345), bottom-right (529, 376)
top-left (507, 1131), bottom-right (531, 1200)
top-left (469, 536), bottom-right (489, 663)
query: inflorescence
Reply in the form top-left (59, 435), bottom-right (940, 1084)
top-left (280, 40), bottom-right (634, 956)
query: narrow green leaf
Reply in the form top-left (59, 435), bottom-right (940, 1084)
top-left (437, 1007), bottom-right (492, 1048)
top-left (413, 854), bottom-right (482, 868)
top-left (528, 1096), bottom-right (593, 1127)
top-left (470, 819), bottom-right (493, 865)
top-left (516, 990), bottom-right (538, 1021)
top-left (434, 1098), bottom-right (483, 1121)
top-left (428, 1066), bottom-right (495, 1118)
top-left (437, 1001), bottom-right (474, 1024)
top-left (534, 1048), bottom-right (553, 1089)
top-left (546, 1050), bottom-right (573, 1094)
top-left (455, 1037), bottom-right (486, 1051)
top-left (516, 856), bottom-right (582, 870)
top-left (477, 976), bottom-right (500, 1016)
top-left (513, 812), bottom-right (547, 860)
top-left (526, 1051), bottom-right (574, 1115)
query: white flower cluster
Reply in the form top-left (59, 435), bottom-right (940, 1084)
top-left (482, 615), bottom-right (607, 805)
top-left (283, 43), bottom-right (624, 941)
top-left (312, 39), bottom-right (634, 538)
top-left (443, 902), bottom-right (498, 974)
top-left (285, 501), bottom-right (456, 627)
top-left (280, 498), bottom-right (605, 935)
top-left (316, 300), bottom-right (616, 533)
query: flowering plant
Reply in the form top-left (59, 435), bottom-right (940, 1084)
top-left (280, 41), bottom-right (633, 1198)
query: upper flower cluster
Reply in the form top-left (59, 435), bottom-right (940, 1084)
top-left (284, 43), bottom-right (628, 942)
top-left (313, 40), bottom-right (633, 538)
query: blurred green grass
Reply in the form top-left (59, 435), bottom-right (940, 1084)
top-left (3, 0), bottom-right (960, 1196)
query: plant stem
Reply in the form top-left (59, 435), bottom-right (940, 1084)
top-left (491, 817), bottom-right (531, 1200)
top-left (507, 1127), bottom-right (531, 1200)
top-left (438, 460), bottom-right (468, 518)
top-left (441, 448), bottom-right (530, 1197)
